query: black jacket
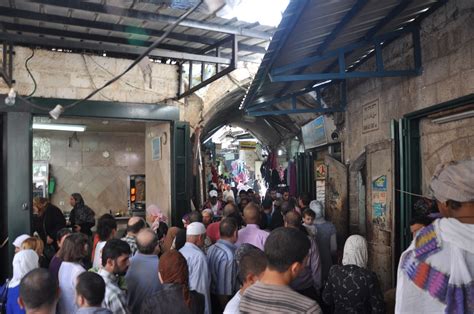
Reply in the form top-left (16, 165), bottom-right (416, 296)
top-left (140, 283), bottom-right (205, 314)
top-left (33, 203), bottom-right (66, 244)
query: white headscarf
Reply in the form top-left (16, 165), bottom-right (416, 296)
top-left (342, 235), bottom-right (368, 268)
top-left (309, 200), bottom-right (324, 220)
top-left (9, 249), bottom-right (39, 287)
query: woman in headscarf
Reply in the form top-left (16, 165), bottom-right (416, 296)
top-left (1, 250), bottom-right (39, 314)
top-left (20, 237), bottom-right (48, 268)
top-left (32, 197), bottom-right (66, 254)
top-left (162, 227), bottom-right (181, 253)
top-left (396, 160), bottom-right (474, 313)
top-left (69, 193), bottom-right (95, 236)
top-left (146, 204), bottom-right (169, 236)
top-left (140, 250), bottom-right (204, 314)
top-left (322, 235), bottom-right (385, 313)
top-left (310, 200), bottom-right (337, 283)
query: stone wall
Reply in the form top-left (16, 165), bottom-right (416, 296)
top-left (345, 0), bottom-right (474, 232)
top-left (145, 122), bottom-right (172, 220)
top-left (0, 47), bottom-right (178, 103)
top-left (34, 131), bottom-right (145, 217)
top-left (342, 0), bottom-right (474, 289)
top-left (420, 115), bottom-right (474, 194)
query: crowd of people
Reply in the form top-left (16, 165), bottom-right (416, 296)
top-left (0, 159), bottom-right (472, 314)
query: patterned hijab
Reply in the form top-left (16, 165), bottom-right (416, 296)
top-left (342, 235), bottom-right (368, 268)
top-left (159, 251), bottom-right (191, 307)
top-left (71, 193), bottom-right (95, 224)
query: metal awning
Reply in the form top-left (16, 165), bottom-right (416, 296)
top-left (241, 0), bottom-right (446, 116)
top-left (0, 0), bottom-right (274, 62)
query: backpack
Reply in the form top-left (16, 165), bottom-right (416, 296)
top-left (0, 279), bottom-right (10, 314)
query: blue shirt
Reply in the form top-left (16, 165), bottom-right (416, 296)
top-left (1, 285), bottom-right (25, 314)
top-left (125, 253), bottom-right (162, 314)
top-left (207, 239), bottom-right (238, 296)
top-left (180, 242), bottom-right (211, 314)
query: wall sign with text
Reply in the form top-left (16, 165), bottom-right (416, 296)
top-left (362, 100), bottom-right (379, 133)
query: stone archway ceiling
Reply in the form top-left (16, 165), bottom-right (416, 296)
top-left (201, 87), bottom-right (300, 148)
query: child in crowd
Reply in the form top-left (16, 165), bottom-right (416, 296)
top-left (302, 209), bottom-right (317, 237)
top-left (75, 271), bottom-right (112, 314)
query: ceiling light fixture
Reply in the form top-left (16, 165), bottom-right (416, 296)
top-left (33, 123), bottom-right (87, 132)
top-left (49, 104), bottom-right (64, 120)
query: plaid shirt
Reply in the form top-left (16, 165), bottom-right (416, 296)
top-left (98, 269), bottom-right (129, 314)
top-left (121, 235), bottom-right (138, 256)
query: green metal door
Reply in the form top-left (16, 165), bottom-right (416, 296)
top-left (1, 112), bottom-right (33, 280)
top-left (171, 121), bottom-right (191, 227)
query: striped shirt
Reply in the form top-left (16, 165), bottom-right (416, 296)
top-left (239, 281), bottom-right (322, 314)
top-left (98, 268), bottom-right (130, 314)
top-left (207, 239), bottom-right (238, 296)
top-left (180, 242), bottom-right (211, 314)
top-left (121, 235), bottom-right (138, 256)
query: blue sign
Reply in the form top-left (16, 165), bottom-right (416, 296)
top-left (302, 116), bottom-right (327, 149)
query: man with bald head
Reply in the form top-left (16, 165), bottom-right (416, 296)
top-left (235, 202), bottom-right (269, 250)
top-left (207, 203), bottom-right (240, 243)
top-left (125, 228), bottom-right (162, 313)
top-left (121, 216), bottom-right (146, 256)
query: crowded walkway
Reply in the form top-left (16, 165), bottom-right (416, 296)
top-left (0, 159), bottom-right (472, 314)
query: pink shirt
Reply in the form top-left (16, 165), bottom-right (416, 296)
top-left (235, 224), bottom-right (269, 251)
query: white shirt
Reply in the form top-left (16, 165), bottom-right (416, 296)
top-left (180, 242), bottom-right (211, 314)
top-left (223, 290), bottom-right (241, 314)
top-left (58, 262), bottom-right (85, 314)
top-left (93, 241), bottom-right (106, 269)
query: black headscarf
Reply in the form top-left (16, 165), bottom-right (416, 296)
top-left (71, 193), bottom-right (95, 225)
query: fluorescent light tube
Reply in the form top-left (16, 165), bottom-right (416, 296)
top-left (33, 123), bottom-right (87, 132)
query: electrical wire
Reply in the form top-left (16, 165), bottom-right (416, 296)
top-left (18, 0), bottom-right (203, 112)
top-left (81, 54), bottom-right (113, 101)
top-left (25, 48), bottom-right (37, 99)
top-left (85, 54), bottom-right (162, 96)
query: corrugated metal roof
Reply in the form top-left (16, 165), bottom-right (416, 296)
top-left (241, 0), bottom-right (445, 113)
top-left (0, 0), bottom-right (275, 62)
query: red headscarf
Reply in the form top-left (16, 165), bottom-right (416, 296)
top-left (159, 251), bottom-right (191, 307)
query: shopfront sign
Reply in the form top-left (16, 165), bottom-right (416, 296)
top-left (362, 100), bottom-right (379, 133)
top-left (239, 141), bottom-right (257, 150)
top-left (302, 115), bottom-right (327, 149)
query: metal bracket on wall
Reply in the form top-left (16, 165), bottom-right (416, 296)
top-left (0, 42), bottom-right (14, 87)
top-left (176, 34), bottom-right (238, 99)
top-left (246, 80), bottom-right (347, 116)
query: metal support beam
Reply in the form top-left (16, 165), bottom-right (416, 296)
top-left (177, 35), bottom-right (238, 99)
top-left (0, 7), bottom-right (267, 54)
top-left (272, 26), bottom-right (416, 75)
top-left (248, 107), bottom-right (346, 116)
top-left (273, 0), bottom-right (369, 99)
top-left (0, 33), bottom-right (232, 64)
top-left (270, 27), bottom-right (421, 82)
top-left (317, 0), bottom-right (369, 54)
top-left (0, 42), bottom-right (13, 87)
top-left (247, 80), bottom-right (346, 115)
top-left (2, 22), bottom-right (199, 55)
top-left (0, 7), bottom-right (216, 46)
top-left (29, 0), bottom-right (273, 40)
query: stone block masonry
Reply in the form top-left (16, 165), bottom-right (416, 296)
top-left (0, 47), bottom-right (178, 103)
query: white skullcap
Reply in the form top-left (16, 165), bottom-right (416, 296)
top-left (13, 234), bottom-right (30, 248)
top-left (186, 222), bottom-right (206, 236)
top-left (209, 190), bottom-right (218, 197)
